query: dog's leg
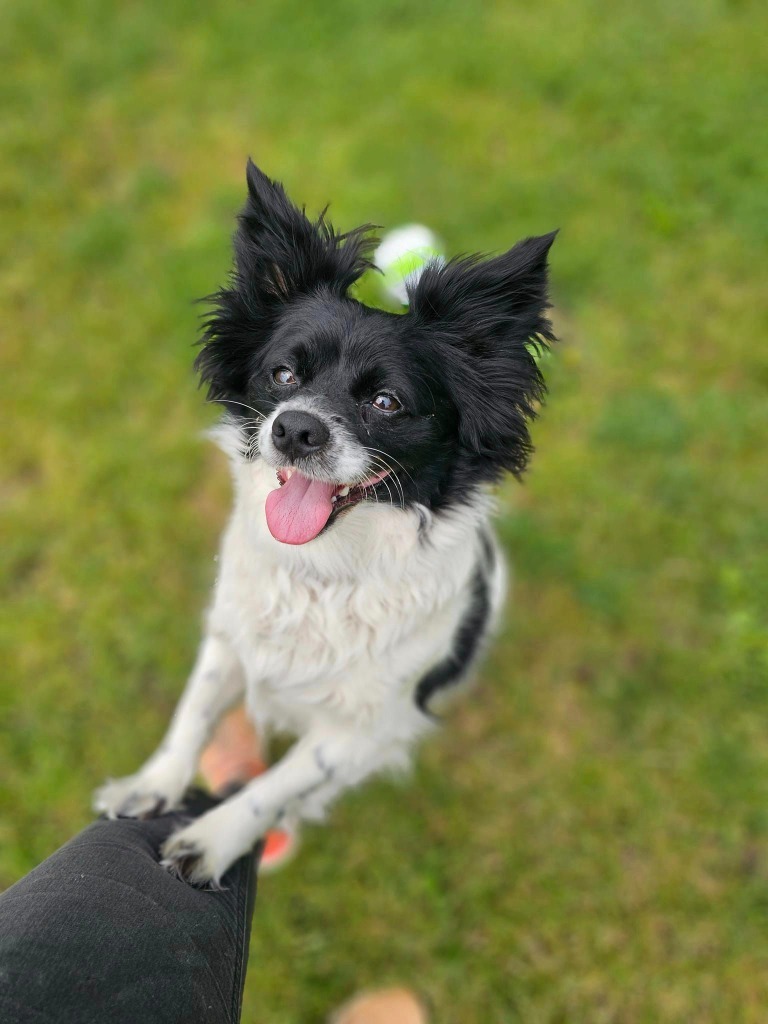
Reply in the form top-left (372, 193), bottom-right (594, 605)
top-left (94, 633), bottom-right (244, 819)
top-left (161, 727), bottom-right (390, 886)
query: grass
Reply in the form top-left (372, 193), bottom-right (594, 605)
top-left (2, 0), bottom-right (767, 1020)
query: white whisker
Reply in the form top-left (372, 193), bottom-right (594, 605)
top-left (360, 445), bottom-right (416, 490)
top-left (359, 450), bottom-right (406, 509)
top-left (360, 448), bottom-right (409, 508)
top-left (207, 398), bottom-right (267, 421)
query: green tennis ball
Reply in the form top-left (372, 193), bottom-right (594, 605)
top-left (374, 224), bottom-right (444, 306)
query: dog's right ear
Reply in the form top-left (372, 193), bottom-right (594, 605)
top-left (237, 160), bottom-right (375, 302)
top-left (196, 160), bottom-right (375, 403)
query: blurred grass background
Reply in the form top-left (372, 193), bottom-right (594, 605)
top-left (2, 0), bottom-right (767, 1020)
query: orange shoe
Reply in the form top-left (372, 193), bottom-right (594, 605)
top-left (330, 988), bottom-right (429, 1024)
top-left (199, 706), bottom-right (267, 786)
top-left (199, 706), bottom-right (300, 872)
top-left (259, 817), bottom-right (300, 873)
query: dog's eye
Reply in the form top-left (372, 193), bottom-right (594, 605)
top-left (371, 393), bottom-right (402, 413)
top-left (272, 367), bottom-right (297, 386)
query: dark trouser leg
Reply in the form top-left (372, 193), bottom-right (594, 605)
top-left (0, 791), bottom-right (259, 1024)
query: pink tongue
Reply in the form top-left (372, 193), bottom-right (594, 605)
top-left (265, 472), bottom-right (337, 545)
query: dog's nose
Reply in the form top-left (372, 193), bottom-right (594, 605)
top-left (271, 410), bottom-right (330, 461)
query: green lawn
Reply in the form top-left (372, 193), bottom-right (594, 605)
top-left (2, 1), bottom-right (767, 1020)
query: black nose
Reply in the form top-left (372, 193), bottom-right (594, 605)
top-left (271, 410), bottom-right (330, 461)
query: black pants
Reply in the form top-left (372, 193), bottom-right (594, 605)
top-left (0, 792), bottom-right (259, 1024)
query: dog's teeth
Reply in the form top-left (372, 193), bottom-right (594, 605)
top-left (338, 485), bottom-right (351, 497)
top-left (285, 469), bottom-right (295, 480)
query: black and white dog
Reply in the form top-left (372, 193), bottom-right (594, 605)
top-left (94, 161), bottom-right (557, 886)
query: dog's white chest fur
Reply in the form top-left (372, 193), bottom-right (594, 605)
top-left (208, 454), bottom-right (494, 735)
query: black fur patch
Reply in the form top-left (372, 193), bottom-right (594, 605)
top-left (414, 556), bottom-right (493, 713)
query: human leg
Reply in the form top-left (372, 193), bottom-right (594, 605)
top-left (0, 791), bottom-right (258, 1024)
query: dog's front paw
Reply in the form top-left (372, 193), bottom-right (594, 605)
top-left (93, 760), bottom-right (188, 820)
top-left (160, 831), bottom-right (225, 890)
top-left (160, 806), bottom-right (263, 888)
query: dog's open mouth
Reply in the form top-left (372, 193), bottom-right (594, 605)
top-left (265, 468), bottom-right (390, 545)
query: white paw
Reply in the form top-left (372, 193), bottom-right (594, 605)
top-left (160, 805), bottom-right (265, 888)
top-left (93, 758), bottom-right (189, 820)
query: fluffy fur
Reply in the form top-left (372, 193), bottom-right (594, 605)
top-left (94, 161), bottom-right (557, 886)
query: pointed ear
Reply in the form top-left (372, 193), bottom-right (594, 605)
top-left (408, 231), bottom-right (558, 476)
top-left (196, 160), bottom-right (376, 402)
top-left (237, 160), bottom-right (376, 300)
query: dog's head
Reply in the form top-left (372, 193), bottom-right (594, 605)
top-left (197, 161), bottom-right (557, 545)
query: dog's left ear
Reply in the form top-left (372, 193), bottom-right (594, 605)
top-left (197, 160), bottom-right (376, 403)
top-left (408, 231), bottom-right (558, 477)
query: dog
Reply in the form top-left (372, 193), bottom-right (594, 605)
top-left (94, 161), bottom-right (557, 886)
